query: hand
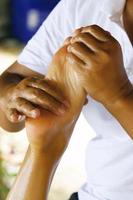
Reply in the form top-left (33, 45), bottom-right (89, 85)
top-left (67, 25), bottom-right (133, 106)
top-left (0, 76), bottom-right (68, 123)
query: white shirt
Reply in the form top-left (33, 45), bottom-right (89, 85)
top-left (18, 0), bottom-right (133, 199)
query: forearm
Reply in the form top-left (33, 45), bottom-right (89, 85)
top-left (8, 45), bottom-right (86, 200)
top-left (105, 87), bottom-right (133, 139)
top-left (6, 147), bottom-right (57, 200)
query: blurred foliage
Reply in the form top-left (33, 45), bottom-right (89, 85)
top-left (0, 0), bottom-right (11, 40)
top-left (0, 152), bottom-right (9, 200)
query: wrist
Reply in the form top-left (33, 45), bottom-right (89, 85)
top-left (104, 81), bottom-right (133, 109)
top-left (104, 83), bottom-right (133, 113)
top-left (30, 146), bottom-right (60, 167)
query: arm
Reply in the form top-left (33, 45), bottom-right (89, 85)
top-left (6, 148), bottom-right (57, 200)
top-left (67, 25), bottom-right (133, 139)
top-left (7, 39), bottom-right (87, 200)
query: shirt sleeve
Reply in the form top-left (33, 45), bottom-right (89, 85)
top-left (17, 0), bottom-right (77, 75)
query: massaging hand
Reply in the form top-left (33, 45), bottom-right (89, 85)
top-left (67, 25), bottom-right (132, 106)
top-left (0, 76), bottom-right (68, 123)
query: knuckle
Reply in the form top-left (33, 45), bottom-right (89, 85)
top-left (75, 27), bottom-right (82, 32)
top-left (12, 101), bottom-right (20, 111)
top-left (74, 27), bottom-right (83, 34)
top-left (77, 32), bottom-right (85, 40)
top-left (6, 87), bottom-right (18, 101)
top-left (32, 88), bottom-right (40, 97)
top-left (65, 36), bottom-right (72, 43)
top-left (104, 32), bottom-right (112, 41)
top-left (71, 42), bottom-right (79, 49)
top-left (105, 30), bottom-right (111, 36)
top-left (42, 96), bottom-right (57, 110)
top-left (15, 82), bottom-right (27, 95)
top-left (74, 32), bottom-right (86, 41)
top-left (47, 80), bottom-right (59, 93)
top-left (35, 93), bottom-right (46, 105)
top-left (7, 99), bottom-right (14, 109)
top-left (32, 77), bottom-right (43, 85)
top-left (40, 80), bottom-right (50, 91)
top-left (79, 32), bottom-right (92, 42)
top-left (67, 36), bottom-right (72, 40)
top-left (25, 76), bottom-right (35, 82)
top-left (89, 24), bottom-right (99, 31)
top-left (16, 98), bottom-right (33, 113)
top-left (35, 78), bottom-right (51, 91)
top-left (22, 76), bottom-right (37, 85)
top-left (19, 77), bottom-right (29, 85)
top-left (14, 86), bottom-right (21, 96)
top-left (112, 38), bottom-right (120, 47)
top-left (16, 98), bottom-right (24, 107)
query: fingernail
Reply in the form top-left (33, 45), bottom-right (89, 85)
top-left (31, 109), bottom-right (40, 118)
top-left (18, 115), bottom-right (25, 121)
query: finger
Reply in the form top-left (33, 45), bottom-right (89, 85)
top-left (19, 87), bottom-right (67, 115)
top-left (68, 42), bottom-right (94, 64)
top-left (63, 37), bottom-right (72, 45)
top-left (81, 25), bottom-right (112, 42)
top-left (72, 27), bottom-right (84, 37)
top-left (25, 77), bottom-right (69, 107)
top-left (6, 108), bottom-right (25, 123)
top-left (14, 97), bottom-right (40, 118)
top-left (71, 32), bottom-right (101, 52)
top-left (66, 52), bottom-right (85, 66)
